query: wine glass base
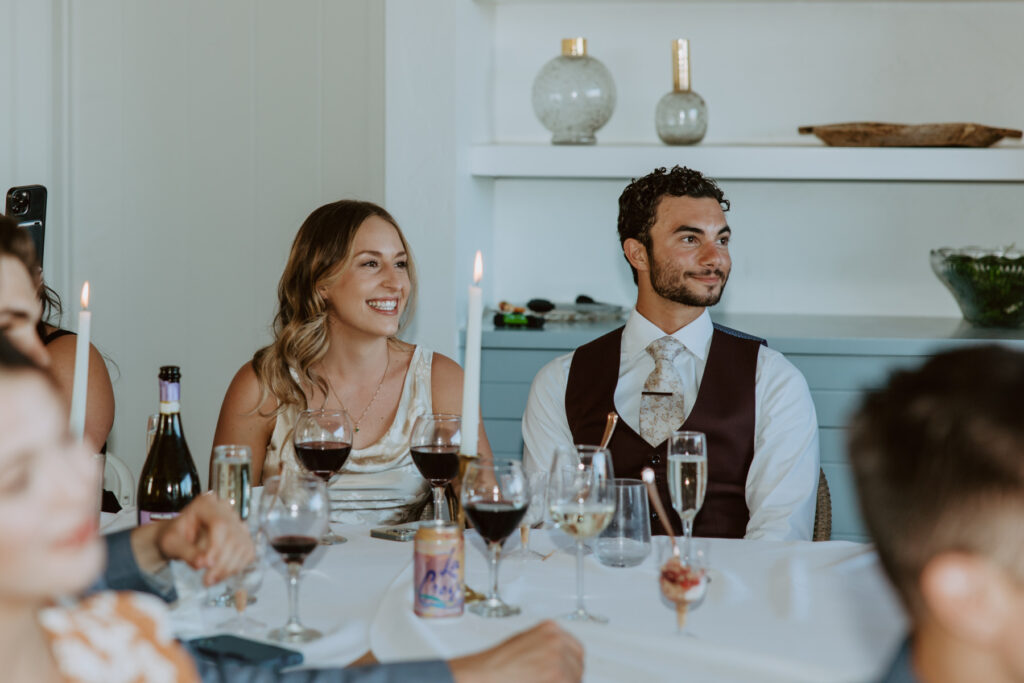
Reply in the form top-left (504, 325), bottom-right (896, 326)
top-left (561, 608), bottom-right (608, 624)
top-left (467, 598), bottom-right (520, 618)
top-left (217, 614), bottom-right (266, 635)
top-left (268, 625), bottom-right (322, 643)
top-left (320, 530), bottom-right (347, 545)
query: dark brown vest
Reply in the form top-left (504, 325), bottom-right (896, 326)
top-left (565, 324), bottom-right (763, 538)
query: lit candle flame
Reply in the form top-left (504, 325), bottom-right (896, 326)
top-left (473, 251), bottom-right (483, 284)
top-left (80, 281), bottom-right (90, 309)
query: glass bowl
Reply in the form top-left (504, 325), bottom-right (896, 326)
top-left (930, 246), bottom-right (1024, 328)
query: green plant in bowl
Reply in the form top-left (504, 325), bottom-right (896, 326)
top-left (930, 247), bottom-right (1024, 328)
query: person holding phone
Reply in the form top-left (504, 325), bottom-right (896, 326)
top-left (0, 333), bottom-right (583, 683)
top-left (0, 212), bottom-right (115, 454)
top-left (213, 200), bottom-right (492, 524)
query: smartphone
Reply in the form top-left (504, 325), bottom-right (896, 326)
top-left (370, 521), bottom-right (420, 542)
top-left (187, 634), bottom-right (303, 671)
top-left (5, 185), bottom-right (47, 266)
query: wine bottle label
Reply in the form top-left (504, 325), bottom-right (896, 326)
top-left (138, 510), bottom-right (179, 525)
top-left (159, 380), bottom-right (181, 414)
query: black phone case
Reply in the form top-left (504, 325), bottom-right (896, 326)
top-left (187, 634), bottom-right (304, 671)
top-left (5, 185), bottom-right (47, 267)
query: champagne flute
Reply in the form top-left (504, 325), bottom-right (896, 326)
top-left (659, 538), bottom-right (709, 636)
top-left (667, 431), bottom-right (708, 560)
top-left (410, 414), bottom-right (462, 522)
top-left (260, 473), bottom-right (329, 643)
top-left (547, 444), bottom-right (616, 623)
top-left (508, 468), bottom-right (548, 561)
top-left (293, 409), bottom-right (353, 545)
top-left (462, 458), bottom-right (530, 618)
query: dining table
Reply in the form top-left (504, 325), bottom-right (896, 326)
top-left (101, 507), bottom-right (907, 682)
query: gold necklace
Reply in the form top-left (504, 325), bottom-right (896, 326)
top-left (325, 346), bottom-right (390, 433)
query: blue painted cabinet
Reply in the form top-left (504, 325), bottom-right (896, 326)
top-left (477, 314), bottom-right (1024, 543)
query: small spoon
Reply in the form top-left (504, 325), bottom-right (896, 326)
top-left (599, 412), bottom-right (619, 449)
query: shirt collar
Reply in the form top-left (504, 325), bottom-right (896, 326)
top-left (622, 308), bottom-right (713, 362)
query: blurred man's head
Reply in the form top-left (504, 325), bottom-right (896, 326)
top-left (849, 346), bottom-right (1024, 676)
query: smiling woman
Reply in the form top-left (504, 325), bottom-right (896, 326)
top-left (212, 200), bottom-right (492, 525)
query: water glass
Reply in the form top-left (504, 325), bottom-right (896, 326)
top-left (595, 478), bottom-right (651, 568)
top-left (211, 445), bottom-right (252, 520)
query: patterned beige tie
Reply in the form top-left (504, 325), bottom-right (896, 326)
top-left (639, 336), bottom-right (687, 447)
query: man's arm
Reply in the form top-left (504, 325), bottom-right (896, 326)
top-left (521, 353), bottom-right (575, 476)
top-left (744, 348), bottom-right (820, 541)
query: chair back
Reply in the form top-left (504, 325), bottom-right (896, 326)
top-left (103, 452), bottom-right (135, 508)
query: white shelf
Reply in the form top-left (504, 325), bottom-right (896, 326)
top-left (470, 143), bottom-right (1024, 182)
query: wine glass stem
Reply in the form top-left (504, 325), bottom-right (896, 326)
top-left (683, 519), bottom-right (693, 558)
top-left (486, 542), bottom-right (501, 601)
top-left (285, 562), bottom-right (303, 629)
top-left (432, 485), bottom-right (446, 521)
top-left (575, 539), bottom-right (585, 615)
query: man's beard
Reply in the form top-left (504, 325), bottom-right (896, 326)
top-left (649, 251), bottom-right (729, 308)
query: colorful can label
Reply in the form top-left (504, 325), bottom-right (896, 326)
top-left (414, 521), bottom-right (464, 618)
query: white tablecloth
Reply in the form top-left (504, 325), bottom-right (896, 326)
top-left (111, 513), bottom-right (906, 680)
top-left (369, 529), bottom-right (907, 683)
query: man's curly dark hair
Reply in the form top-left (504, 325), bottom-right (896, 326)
top-left (617, 166), bottom-right (729, 284)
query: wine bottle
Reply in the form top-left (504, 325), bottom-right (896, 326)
top-left (655, 38), bottom-right (708, 145)
top-left (137, 365), bottom-right (201, 524)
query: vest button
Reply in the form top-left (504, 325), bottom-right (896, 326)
top-left (650, 454), bottom-right (661, 466)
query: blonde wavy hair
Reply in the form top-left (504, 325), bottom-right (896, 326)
top-left (251, 200), bottom-right (418, 415)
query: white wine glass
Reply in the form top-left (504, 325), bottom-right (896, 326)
top-left (668, 431), bottom-right (707, 560)
top-left (410, 414), bottom-right (462, 522)
top-left (293, 409), bottom-right (353, 545)
top-left (260, 472), bottom-right (329, 643)
top-left (547, 444), bottom-right (615, 623)
top-left (462, 458), bottom-right (530, 618)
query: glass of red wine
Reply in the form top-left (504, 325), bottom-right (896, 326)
top-left (461, 458), bottom-right (530, 618)
top-left (260, 472), bottom-right (329, 643)
top-left (410, 414), bottom-right (462, 522)
top-left (293, 408), bottom-right (353, 545)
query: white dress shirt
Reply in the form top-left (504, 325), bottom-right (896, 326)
top-left (522, 309), bottom-right (820, 541)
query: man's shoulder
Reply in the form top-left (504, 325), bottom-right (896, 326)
top-left (712, 322), bottom-right (766, 346)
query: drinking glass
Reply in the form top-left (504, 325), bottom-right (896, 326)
top-left (461, 458), bottom-right (530, 618)
top-left (595, 478), bottom-right (651, 568)
top-left (260, 473), bottom-right (329, 643)
top-left (410, 414), bottom-right (462, 522)
top-left (208, 445), bottom-right (253, 606)
top-left (667, 431), bottom-right (707, 559)
top-left (293, 409), bottom-right (353, 545)
top-left (211, 444), bottom-right (252, 520)
top-left (547, 444), bottom-right (616, 623)
top-left (659, 537), bottom-right (709, 636)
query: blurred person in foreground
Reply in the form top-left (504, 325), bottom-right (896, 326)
top-left (0, 334), bottom-right (583, 682)
top-left (848, 345), bottom-right (1024, 683)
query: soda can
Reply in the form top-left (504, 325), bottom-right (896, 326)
top-left (414, 520), bottom-right (464, 618)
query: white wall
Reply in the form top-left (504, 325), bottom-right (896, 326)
top-left (484, 1), bottom-right (1024, 317)
top-left (3, 0), bottom-right (386, 483)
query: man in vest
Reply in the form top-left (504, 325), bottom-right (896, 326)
top-left (522, 165), bottom-right (820, 540)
